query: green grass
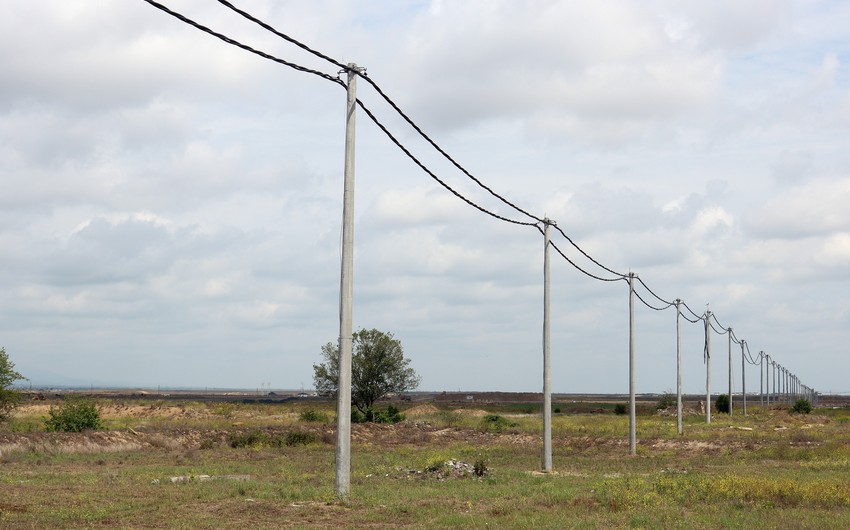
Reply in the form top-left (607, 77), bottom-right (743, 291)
top-left (1, 400), bottom-right (849, 528)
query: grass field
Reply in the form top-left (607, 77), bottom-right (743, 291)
top-left (1, 397), bottom-right (849, 529)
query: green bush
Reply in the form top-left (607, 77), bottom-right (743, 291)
top-left (791, 398), bottom-right (813, 414)
top-left (481, 414), bottom-right (517, 432)
top-left (614, 403), bottom-right (627, 415)
top-left (44, 400), bottom-right (103, 432)
top-left (299, 409), bottom-right (329, 422)
top-left (228, 429), bottom-right (317, 448)
top-left (351, 405), bottom-right (405, 424)
top-left (715, 394), bottom-right (730, 414)
top-left (473, 458), bottom-right (488, 477)
top-left (656, 392), bottom-right (676, 411)
top-left (284, 430), bottom-right (317, 446)
top-left (228, 430), bottom-right (271, 448)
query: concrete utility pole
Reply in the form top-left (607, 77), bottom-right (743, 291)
top-left (741, 340), bottom-right (747, 416)
top-left (760, 352), bottom-right (765, 407)
top-left (705, 311), bottom-right (712, 424)
top-left (675, 299), bottom-right (683, 435)
top-left (335, 63), bottom-right (363, 500)
top-left (727, 328), bottom-right (733, 416)
top-left (628, 273), bottom-right (637, 456)
top-left (771, 362), bottom-right (776, 404)
top-left (764, 354), bottom-right (770, 407)
top-left (542, 219), bottom-right (554, 473)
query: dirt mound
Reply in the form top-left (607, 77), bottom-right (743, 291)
top-left (404, 404), bottom-right (440, 416)
top-left (452, 409), bottom-right (490, 417)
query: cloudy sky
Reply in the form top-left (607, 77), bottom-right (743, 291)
top-left (2, 0), bottom-right (849, 394)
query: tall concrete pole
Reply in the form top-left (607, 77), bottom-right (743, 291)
top-left (764, 354), bottom-right (770, 407)
top-left (675, 299), bottom-right (683, 435)
top-left (727, 328), bottom-right (733, 416)
top-left (705, 311), bottom-right (712, 424)
top-left (771, 362), bottom-right (775, 404)
top-left (629, 273), bottom-right (637, 456)
top-left (741, 340), bottom-right (747, 416)
top-left (542, 219), bottom-right (553, 473)
top-left (335, 63), bottom-right (362, 500)
top-left (760, 352), bottom-right (765, 407)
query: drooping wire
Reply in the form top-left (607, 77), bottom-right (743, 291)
top-left (356, 98), bottom-right (538, 227)
top-left (216, 0), bottom-right (348, 70)
top-left (710, 312), bottom-right (729, 332)
top-left (632, 284), bottom-right (673, 311)
top-left (142, 0), bottom-right (538, 228)
top-left (636, 276), bottom-right (674, 307)
top-left (553, 225), bottom-right (626, 279)
top-left (541, 232), bottom-right (627, 283)
top-left (141, 0), bottom-right (344, 87)
top-left (216, 0), bottom-right (543, 225)
top-left (682, 301), bottom-right (705, 322)
top-left (709, 320), bottom-right (728, 336)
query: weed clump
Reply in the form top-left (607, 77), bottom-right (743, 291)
top-left (481, 414), bottom-right (517, 432)
top-left (614, 404), bottom-right (627, 415)
top-left (791, 398), bottom-right (813, 414)
top-left (715, 394), bottom-right (730, 414)
top-left (655, 392), bottom-right (676, 411)
top-left (228, 429), bottom-right (318, 448)
top-left (300, 409), bottom-right (329, 423)
top-left (351, 405), bottom-right (404, 424)
top-left (44, 399), bottom-right (103, 432)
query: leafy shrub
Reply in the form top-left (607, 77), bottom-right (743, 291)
top-left (284, 430), bottom-right (317, 446)
top-left (228, 430), bottom-right (270, 448)
top-left (791, 398), bottom-right (813, 414)
top-left (44, 400), bottom-right (103, 432)
top-left (481, 414), bottom-right (517, 432)
top-left (715, 394), bottom-right (730, 414)
top-left (473, 458), bottom-right (488, 477)
top-left (300, 409), bottom-right (329, 423)
top-left (656, 392), bottom-right (676, 411)
top-left (352, 405), bottom-right (405, 424)
top-left (228, 429), bottom-right (317, 448)
top-left (614, 403), bottom-right (627, 415)
top-left (553, 407), bottom-right (561, 414)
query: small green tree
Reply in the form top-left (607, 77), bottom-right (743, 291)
top-left (791, 398), bottom-right (812, 414)
top-left (715, 394), bottom-right (730, 414)
top-left (44, 399), bottom-right (103, 432)
top-left (0, 347), bottom-right (26, 422)
top-left (313, 328), bottom-right (420, 415)
top-left (656, 391), bottom-right (676, 411)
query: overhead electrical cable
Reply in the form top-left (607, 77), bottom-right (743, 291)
top-left (710, 320), bottom-right (728, 335)
top-left (355, 99), bottom-right (538, 227)
top-left (142, 0), bottom-right (537, 228)
top-left (217, 0), bottom-right (544, 225)
top-left (142, 0), bottom-right (344, 87)
top-left (636, 276), bottom-right (673, 307)
top-left (633, 288), bottom-right (672, 311)
top-left (543, 236), bottom-right (627, 283)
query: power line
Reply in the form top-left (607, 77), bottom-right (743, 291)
top-left (551, 225), bottom-right (627, 279)
top-left (709, 320), bottom-right (728, 335)
top-left (636, 276), bottom-right (674, 307)
top-left (217, 0), bottom-right (543, 225)
top-left (142, 0), bottom-right (344, 87)
top-left (216, 0), bottom-right (348, 70)
top-left (355, 98), bottom-right (538, 227)
top-left (545, 236), bottom-right (627, 283)
top-left (633, 286), bottom-right (673, 311)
